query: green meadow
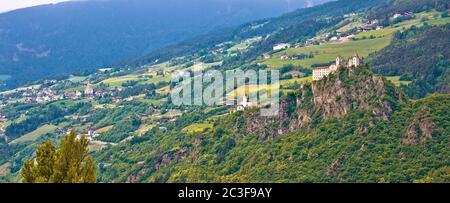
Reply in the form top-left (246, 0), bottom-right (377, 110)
top-left (386, 76), bottom-right (412, 87)
top-left (264, 36), bottom-right (391, 69)
top-left (183, 123), bottom-right (213, 134)
top-left (9, 124), bottom-right (58, 144)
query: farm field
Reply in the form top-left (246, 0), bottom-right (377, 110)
top-left (263, 36), bottom-right (391, 69)
top-left (185, 62), bottom-right (222, 72)
top-left (141, 98), bottom-right (168, 106)
top-left (183, 123), bottom-right (213, 134)
top-left (68, 76), bottom-right (87, 83)
top-left (386, 76), bottom-right (412, 87)
top-left (280, 77), bottom-right (312, 86)
top-left (227, 83), bottom-right (280, 98)
top-left (225, 77), bottom-right (310, 98)
top-left (9, 124), bottom-right (58, 144)
top-left (100, 74), bottom-right (171, 87)
top-left (100, 75), bottom-right (142, 87)
top-left (140, 75), bottom-right (172, 85)
top-left (136, 124), bottom-right (155, 136)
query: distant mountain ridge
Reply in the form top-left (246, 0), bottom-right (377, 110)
top-left (0, 0), bottom-right (330, 89)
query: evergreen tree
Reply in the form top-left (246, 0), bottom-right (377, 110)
top-left (21, 130), bottom-right (97, 183)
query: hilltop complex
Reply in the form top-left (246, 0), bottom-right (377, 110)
top-left (312, 54), bottom-right (363, 81)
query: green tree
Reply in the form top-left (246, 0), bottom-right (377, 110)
top-left (21, 130), bottom-right (97, 183)
top-left (442, 11), bottom-right (449, 18)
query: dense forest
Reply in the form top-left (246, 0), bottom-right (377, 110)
top-left (369, 24), bottom-right (450, 99)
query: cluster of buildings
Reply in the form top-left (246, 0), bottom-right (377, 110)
top-left (358, 20), bottom-right (384, 32)
top-left (76, 129), bottom-right (100, 141)
top-left (393, 12), bottom-right (414, 19)
top-left (20, 87), bottom-right (64, 103)
top-left (10, 82), bottom-right (110, 104)
top-left (312, 54), bottom-right (363, 81)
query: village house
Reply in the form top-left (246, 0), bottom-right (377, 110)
top-left (359, 24), bottom-right (375, 32)
top-left (280, 54), bottom-right (289, 61)
top-left (273, 43), bottom-right (291, 51)
top-left (304, 39), bottom-right (316, 46)
top-left (146, 68), bottom-right (161, 77)
top-left (99, 68), bottom-right (113, 72)
top-left (312, 54), bottom-right (363, 81)
top-left (393, 12), bottom-right (413, 19)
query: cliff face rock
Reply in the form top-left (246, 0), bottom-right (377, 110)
top-left (235, 97), bottom-right (295, 139)
top-left (237, 66), bottom-right (405, 139)
top-left (403, 109), bottom-right (436, 145)
top-left (311, 66), bottom-right (404, 120)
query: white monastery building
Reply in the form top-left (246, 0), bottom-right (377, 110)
top-left (312, 54), bottom-right (363, 81)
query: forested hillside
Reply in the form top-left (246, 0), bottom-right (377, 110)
top-left (369, 24), bottom-right (450, 99)
top-left (95, 67), bottom-right (449, 183)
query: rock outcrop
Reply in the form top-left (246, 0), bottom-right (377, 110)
top-left (403, 109), bottom-right (436, 145)
top-left (237, 66), bottom-right (405, 139)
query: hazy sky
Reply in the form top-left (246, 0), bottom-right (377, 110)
top-left (0, 0), bottom-right (72, 13)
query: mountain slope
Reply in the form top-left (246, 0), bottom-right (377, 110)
top-left (94, 66), bottom-right (448, 183)
top-left (119, 0), bottom-right (388, 68)
top-left (0, 0), bottom-right (448, 183)
top-left (0, 0), bottom-right (330, 89)
top-left (369, 24), bottom-right (450, 99)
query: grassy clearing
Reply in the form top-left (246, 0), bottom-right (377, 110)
top-left (96, 125), bottom-right (113, 134)
top-left (206, 114), bottom-right (228, 122)
top-left (227, 84), bottom-right (280, 98)
top-left (185, 62), bottom-right (222, 72)
top-left (140, 75), bottom-right (172, 85)
top-left (226, 77), bottom-right (310, 98)
top-left (141, 98), bottom-right (167, 106)
top-left (182, 123), bottom-right (213, 134)
top-left (280, 77), bottom-right (312, 87)
top-left (228, 43), bottom-right (250, 52)
top-left (136, 124), bottom-right (155, 136)
top-left (100, 75), bottom-right (141, 87)
top-left (9, 124), bottom-right (58, 144)
top-left (68, 76), bottom-right (87, 83)
top-left (386, 76), bottom-right (412, 87)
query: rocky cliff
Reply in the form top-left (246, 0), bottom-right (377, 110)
top-left (236, 66), bottom-right (405, 138)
